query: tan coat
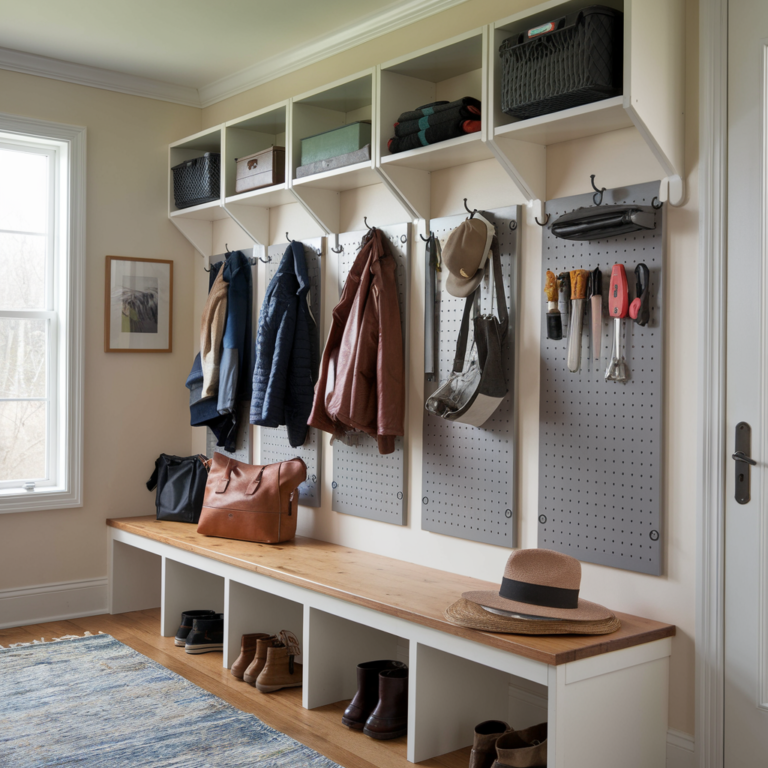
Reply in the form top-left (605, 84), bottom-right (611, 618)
top-left (200, 268), bottom-right (229, 398)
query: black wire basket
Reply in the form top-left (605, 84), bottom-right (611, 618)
top-left (499, 6), bottom-right (623, 120)
top-left (171, 152), bottom-right (221, 209)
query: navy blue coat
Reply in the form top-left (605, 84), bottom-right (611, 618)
top-left (250, 241), bottom-right (319, 447)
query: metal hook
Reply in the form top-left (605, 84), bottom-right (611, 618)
top-left (463, 198), bottom-right (477, 218)
top-left (256, 253), bottom-right (271, 264)
top-left (651, 197), bottom-right (663, 210)
top-left (590, 174), bottom-right (606, 206)
top-left (330, 244), bottom-right (344, 254)
top-left (509, 220), bottom-right (518, 231)
top-left (400, 234), bottom-right (407, 243)
top-left (363, 217), bottom-right (373, 232)
top-left (225, 243), bottom-right (230, 253)
top-left (285, 232), bottom-right (294, 243)
top-left (420, 232), bottom-right (432, 242)
top-left (535, 213), bottom-right (550, 226)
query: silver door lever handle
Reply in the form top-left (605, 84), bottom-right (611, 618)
top-left (732, 451), bottom-right (757, 466)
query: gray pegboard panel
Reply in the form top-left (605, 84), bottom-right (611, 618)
top-left (421, 207), bottom-right (520, 547)
top-left (538, 180), bottom-right (664, 576)
top-left (332, 223), bottom-right (410, 525)
top-left (258, 238), bottom-right (324, 507)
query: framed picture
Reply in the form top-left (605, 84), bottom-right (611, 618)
top-left (105, 256), bottom-right (173, 353)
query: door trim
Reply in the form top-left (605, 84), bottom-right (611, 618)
top-left (696, 0), bottom-right (728, 765)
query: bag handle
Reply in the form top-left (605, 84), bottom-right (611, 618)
top-left (215, 458), bottom-right (234, 493)
top-left (246, 466), bottom-right (266, 496)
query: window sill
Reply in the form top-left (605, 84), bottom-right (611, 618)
top-left (0, 486), bottom-right (83, 514)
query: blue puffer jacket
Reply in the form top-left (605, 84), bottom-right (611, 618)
top-left (250, 241), bottom-right (319, 447)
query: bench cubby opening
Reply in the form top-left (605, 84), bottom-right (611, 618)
top-left (108, 540), bottom-right (162, 615)
top-left (224, 578), bottom-right (304, 669)
top-left (303, 607), bottom-right (409, 711)
top-left (160, 557), bottom-right (225, 638)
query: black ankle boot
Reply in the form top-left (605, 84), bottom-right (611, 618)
top-left (174, 609), bottom-right (217, 647)
top-left (184, 613), bottom-right (224, 654)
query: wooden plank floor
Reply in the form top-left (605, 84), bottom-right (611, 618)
top-left (2, 609), bottom-right (471, 768)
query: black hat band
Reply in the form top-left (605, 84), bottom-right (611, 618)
top-left (499, 577), bottom-right (579, 610)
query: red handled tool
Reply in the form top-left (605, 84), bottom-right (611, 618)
top-left (605, 264), bottom-right (629, 382)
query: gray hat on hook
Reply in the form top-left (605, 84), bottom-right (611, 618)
top-left (441, 212), bottom-right (494, 297)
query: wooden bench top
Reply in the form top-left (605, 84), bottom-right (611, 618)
top-left (108, 516), bottom-right (675, 666)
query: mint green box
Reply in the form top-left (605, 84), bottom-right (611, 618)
top-left (300, 122), bottom-right (372, 166)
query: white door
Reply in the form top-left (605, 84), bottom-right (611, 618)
top-left (725, 0), bottom-right (768, 763)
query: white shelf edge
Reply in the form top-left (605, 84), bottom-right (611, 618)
top-left (291, 161), bottom-right (378, 189)
top-left (381, 131), bottom-right (488, 166)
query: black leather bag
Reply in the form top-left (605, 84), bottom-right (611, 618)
top-left (147, 454), bottom-right (211, 523)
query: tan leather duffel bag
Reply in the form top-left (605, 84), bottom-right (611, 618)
top-left (197, 453), bottom-right (306, 544)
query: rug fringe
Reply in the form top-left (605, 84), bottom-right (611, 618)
top-left (1, 631), bottom-right (104, 649)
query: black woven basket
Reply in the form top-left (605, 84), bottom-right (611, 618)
top-left (171, 152), bottom-right (220, 209)
top-left (499, 6), bottom-right (623, 120)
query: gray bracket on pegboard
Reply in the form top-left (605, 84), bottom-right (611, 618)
top-left (332, 223), bottom-right (410, 526)
top-left (421, 206), bottom-right (519, 547)
top-left (258, 238), bottom-right (324, 507)
top-left (537, 180), bottom-right (664, 576)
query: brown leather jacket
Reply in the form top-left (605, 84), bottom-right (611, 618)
top-left (308, 229), bottom-right (404, 454)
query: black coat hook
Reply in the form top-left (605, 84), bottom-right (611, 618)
top-left (363, 217), bottom-right (373, 232)
top-left (420, 231), bottom-right (432, 242)
top-left (463, 198), bottom-right (477, 218)
top-left (590, 174), bottom-right (606, 206)
top-left (651, 197), bottom-right (664, 210)
top-left (331, 244), bottom-right (344, 254)
top-left (286, 232), bottom-right (294, 243)
top-left (509, 220), bottom-right (517, 231)
top-left (535, 213), bottom-right (550, 226)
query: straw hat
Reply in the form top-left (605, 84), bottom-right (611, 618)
top-left (441, 213), bottom-right (495, 297)
top-left (445, 549), bottom-right (620, 635)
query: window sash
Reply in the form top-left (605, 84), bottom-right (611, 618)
top-left (0, 138), bottom-right (59, 492)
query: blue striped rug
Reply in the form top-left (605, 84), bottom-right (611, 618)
top-left (0, 633), bottom-right (341, 767)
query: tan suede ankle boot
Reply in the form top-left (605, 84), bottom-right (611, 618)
top-left (230, 633), bottom-right (270, 679)
top-left (255, 644), bottom-right (303, 693)
top-left (470, 720), bottom-right (512, 768)
top-left (492, 723), bottom-right (547, 767)
top-left (242, 635), bottom-right (278, 685)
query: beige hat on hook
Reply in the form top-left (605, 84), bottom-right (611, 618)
top-left (441, 212), bottom-right (495, 297)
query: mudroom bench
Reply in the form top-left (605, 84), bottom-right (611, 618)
top-left (107, 517), bottom-right (675, 767)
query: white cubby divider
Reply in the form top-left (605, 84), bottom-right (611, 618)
top-left (169, 6), bottom-right (685, 254)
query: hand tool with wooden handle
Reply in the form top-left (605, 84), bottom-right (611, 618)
top-left (567, 269), bottom-right (588, 372)
top-left (588, 266), bottom-right (602, 361)
top-left (629, 263), bottom-right (650, 326)
top-left (605, 264), bottom-right (629, 382)
top-left (557, 272), bottom-right (570, 336)
top-left (544, 270), bottom-right (562, 339)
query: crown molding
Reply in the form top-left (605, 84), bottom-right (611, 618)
top-left (0, 0), bottom-right (467, 110)
top-left (0, 46), bottom-right (201, 107)
top-left (197, 0), bottom-right (469, 108)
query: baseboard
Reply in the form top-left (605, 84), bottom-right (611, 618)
top-left (0, 577), bottom-right (108, 630)
top-left (507, 681), bottom-right (694, 768)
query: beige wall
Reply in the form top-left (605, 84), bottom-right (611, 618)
top-left (0, 70), bottom-right (201, 588)
top-left (199, 0), bottom-right (699, 737)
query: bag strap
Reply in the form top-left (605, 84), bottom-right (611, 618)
top-left (487, 236), bottom-right (509, 342)
top-left (452, 289), bottom-right (480, 373)
top-left (245, 466), bottom-right (266, 496)
top-left (215, 458), bottom-right (234, 493)
top-left (146, 464), bottom-right (159, 492)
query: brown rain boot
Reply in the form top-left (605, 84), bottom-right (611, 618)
top-left (243, 635), bottom-right (279, 685)
top-left (342, 660), bottom-right (407, 730)
top-left (363, 667), bottom-right (408, 740)
top-left (255, 645), bottom-right (302, 693)
top-left (230, 633), bottom-right (270, 679)
top-left (492, 723), bottom-right (547, 768)
top-left (470, 720), bottom-right (513, 768)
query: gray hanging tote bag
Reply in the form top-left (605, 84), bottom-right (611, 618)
top-left (425, 236), bottom-right (509, 427)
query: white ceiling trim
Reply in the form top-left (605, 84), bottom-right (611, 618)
top-left (0, 46), bottom-right (201, 107)
top-left (198, 0), bottom-right (468, 107)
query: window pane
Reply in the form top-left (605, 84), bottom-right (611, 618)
top-left (0, 147), bottom-right (49, 233)
top-left (0, 317), bottom-right (47, 398)
top-left (0, 401), bottom-right (47, 482)
top-left (0, 233), bottom-right (46, 309)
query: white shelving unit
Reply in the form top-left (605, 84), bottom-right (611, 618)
top-left (168, 3), bottom-right (686, 255)
top-left (376, 28), bottom-right (491, 220)
top-left (487, 0), bottom-right (685, 207)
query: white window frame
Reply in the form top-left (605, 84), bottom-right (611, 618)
top-left (0, 113), bottom-right (85, 514)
